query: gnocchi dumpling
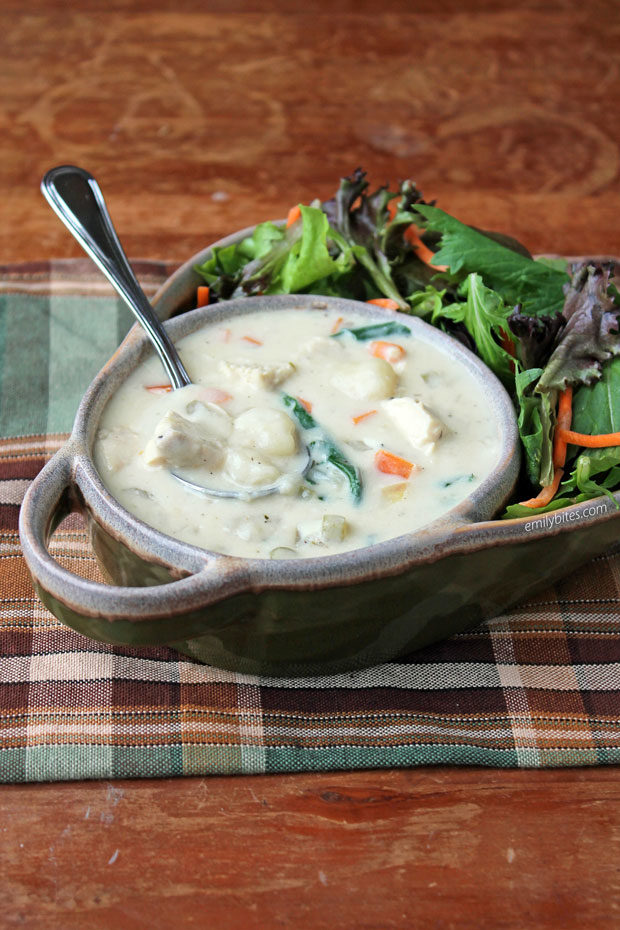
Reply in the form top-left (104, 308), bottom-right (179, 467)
top-left (231, 408), bottom-right (297, 456)
top-left (225, 448), bottom-right (280, 487)
top-left (330, 358), bottom-right (397, 401)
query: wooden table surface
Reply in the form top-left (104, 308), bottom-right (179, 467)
top-left (2, 1), bottom-right (620, 926)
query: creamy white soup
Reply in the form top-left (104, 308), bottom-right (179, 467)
top-left (94, 306), bottom-right (501, 558)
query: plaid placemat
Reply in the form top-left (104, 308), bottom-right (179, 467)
top-left (2, 260), bottom-right (620, 783)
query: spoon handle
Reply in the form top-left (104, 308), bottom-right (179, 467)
top-left (41, 165), bottom-right (191, 389)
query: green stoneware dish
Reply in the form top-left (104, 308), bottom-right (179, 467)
top-left (20, 278), bottom-right (524, 676)
top-left (18, 227), bottom-right (620, 678)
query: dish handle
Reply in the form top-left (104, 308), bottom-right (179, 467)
top-left (19, 448), bottom-right (243, 624)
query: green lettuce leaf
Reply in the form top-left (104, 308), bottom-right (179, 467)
top-left (238, 205), bottom-right (350, 296)
top-left (502, 493), bottom-right (595, 519)
top-left (571, 450), bottom-right (620, 503)
top-left (412, 203), bottom-right (569, 317)
top-left (431, 273), bottom-right (514, 386)
top-left (406, 284), bottom-right (446, 318)
top-left (513, 367), bottom-right (555, 488)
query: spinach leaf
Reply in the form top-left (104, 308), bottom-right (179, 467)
top-left (282, 394), bottom-right (317, 430)
top-left (571, 355), bottom-right (620, 435)
top-left (332, 321), bottom-right (411, 341)
top-left (310, 439), bottom-right (363, 503)
top-left (282, 394), bottom-right (362, 502)
top-left (412, 203), bottom-right (569, 317)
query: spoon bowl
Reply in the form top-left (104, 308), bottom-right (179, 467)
top-left (40, 165), bottom-right (312, 500)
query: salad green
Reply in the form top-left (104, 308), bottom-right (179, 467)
top-left (196, 168), bottom-right (620, 518)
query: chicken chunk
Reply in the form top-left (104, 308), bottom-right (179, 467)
top-left (143, 410), bottom-right (224, 470)
top-left (218, 359), bottom-right (295, 391)
top-left (381, 397), bottom-right (444, 454)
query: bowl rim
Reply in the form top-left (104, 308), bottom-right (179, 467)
top-left (67, 292), bottom-right (520, 588)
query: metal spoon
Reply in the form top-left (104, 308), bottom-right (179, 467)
top-left (41, 165), bottom-right (309, 499)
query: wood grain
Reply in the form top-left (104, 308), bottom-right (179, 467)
top-left (0, 769), bottom-right (620, 930)
top-left (3, 2), bottom-right (620, 927)
top-left (2, 3), bottom-right (620, 262)
top-left (2, 768), bottom-right (620, 929)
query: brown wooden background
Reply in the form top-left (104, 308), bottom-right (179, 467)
top-left (2, 1), bottom-right (620, 927)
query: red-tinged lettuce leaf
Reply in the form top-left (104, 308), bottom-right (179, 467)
top-left (322, 169), bottom-right (434, 310)
top-left (537, 262), bottom-right (620, 392)
top-left (508, 307), bottom-right (565, 371)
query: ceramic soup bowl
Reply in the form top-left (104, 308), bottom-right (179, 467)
top-left (19, 284), bottom-right (527, 676)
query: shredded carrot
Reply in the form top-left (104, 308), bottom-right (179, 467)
top-left (352, 409), bottom-right (377, 425)
top-left (297, 397), bottom-right (313, 414)
top-left (196, 286), bottom-right (210, 308)
top-left (330, 316), bottom-right (344, 334)
top-left (366, 298), bottom-right (400, 311)
top-left (552, 387), bottom-right (573, 468)
top-left (498, 327), bottom-right (516, 359)
top-left (557, 428), bottom-right (620, 448)
top-left (200, 387), bottom-right (232, 405)
top-left (518, 468), bottom-right (564, 508)
top-left (375, 449), bottom-right (416, 480)
top-left (404, 226), bottom-right (449, 272)
top-left (286, 205), bottom-right (302, 228)
top-left (243, 335), bottom-right (263, 346)
top-left (370, 340), bottom-right (405, 363)
top-left (145, 383), bottom-right (172, 394)
top-left (220, 328), bottom-right (231, 342)
top-left (385, 201), bottom-right (447, 271)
